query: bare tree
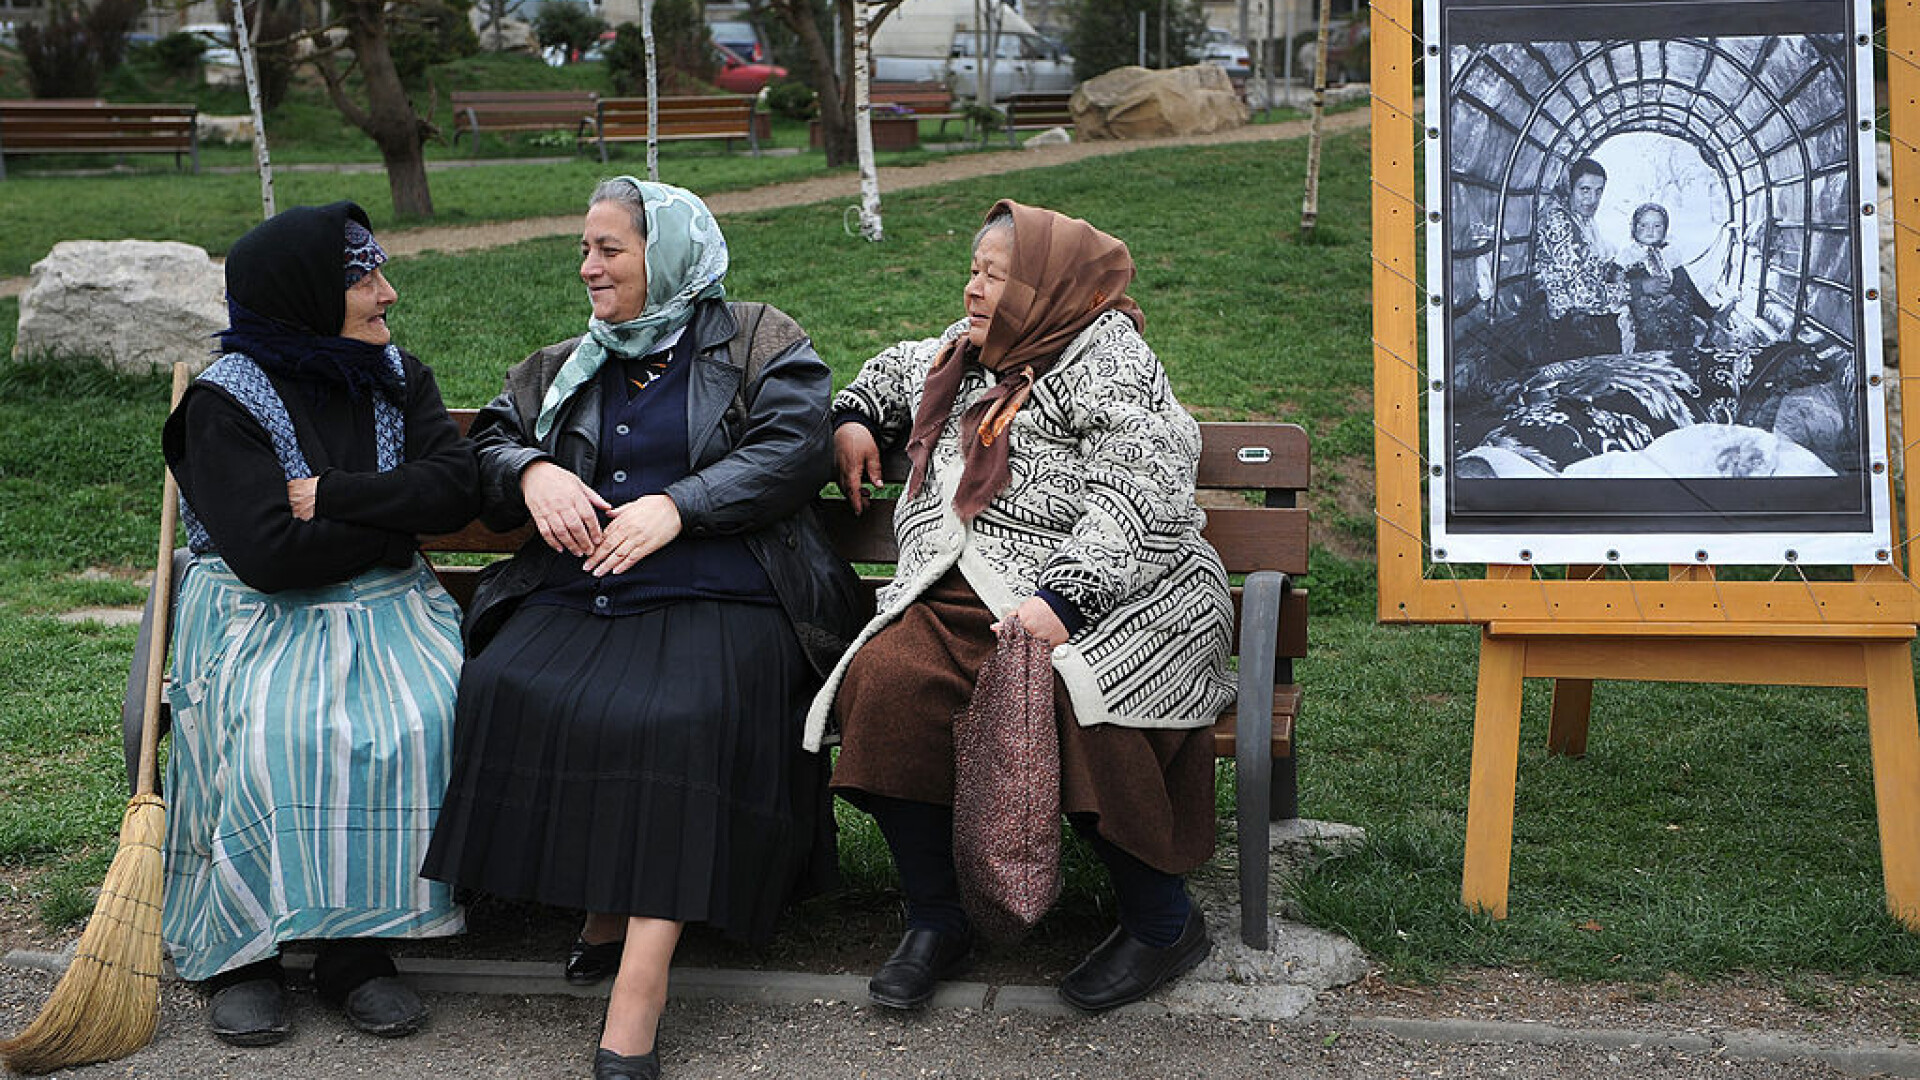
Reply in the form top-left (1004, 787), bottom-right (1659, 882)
top-left (294, 0), bottom-right (438, 217)
top-left (763, 0), bottom-right (905, 167)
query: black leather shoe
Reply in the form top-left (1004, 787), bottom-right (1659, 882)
top-left (868, 928), bottom-right (971, 1010)
top-left (1058, 906), bottom-right (1212, 1013)
top-left (342, 975), bottom-right (428, 1037)
top-left (207, 977), bottom-right (290, 1047)
top-left (566, 937), bottom-right (627, 985)
top-left (593, 1047), bottom-right (661, 1079)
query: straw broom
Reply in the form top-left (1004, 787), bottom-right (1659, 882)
top-left (1, 362), bottom-right (192, 1074)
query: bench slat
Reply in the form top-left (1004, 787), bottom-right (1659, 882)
top-left (0, 101), bottom-right (199, 174)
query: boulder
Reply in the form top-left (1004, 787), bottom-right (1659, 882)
top-left (1071, 64), bottom-right (1248, 141)
top-left (1023, 125), bottom-right (1072, 148)
top-left (14, 240), bottom-right (225, 374)
top-left (197, 113), bottom-right (256, 145)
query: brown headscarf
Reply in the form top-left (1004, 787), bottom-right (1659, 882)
top-left (904, 200), bottom-right (1145, 521)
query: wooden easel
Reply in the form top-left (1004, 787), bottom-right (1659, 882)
top-left (1461, 597), bottom-right (1920, 928)
top-left (1368, 0), bottom-right (1920, 930)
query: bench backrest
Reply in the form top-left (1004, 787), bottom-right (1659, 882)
top-left (596, 95), bottom-right (756, 139)
top-left (0, 101), bottom-right (198, 153)
top-left (1004, 91), bottom-right (1075, 128)
top-left (450, 90), bottom-right (597, 128)
top-left (422, 412), bottom-right (1309, 669)
top-left (871, 81), bottom-right (954, 114)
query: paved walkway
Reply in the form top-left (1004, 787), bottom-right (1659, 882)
top-left (0, 106), bottom-right (1375, 298)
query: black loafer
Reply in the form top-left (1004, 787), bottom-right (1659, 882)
top-left (593, 1047), bottom-right (661, 1080)
top-left (207, 977), bottom-right (290, 1047)
top-left (342, 975), bottom-right (428, 1037)
top-left (868, 927), bottom-right (971, 1010)
top-left (566, 936), bottom-right (627, 985)
top-left (1058, 906), bottom-right (1212, 1013)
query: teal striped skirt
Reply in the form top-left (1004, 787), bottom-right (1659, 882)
top-left (161, 555), bottom-right (466, 982)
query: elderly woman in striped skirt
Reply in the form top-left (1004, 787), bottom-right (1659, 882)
top-left (160, 201), bottom-right (478, 1047)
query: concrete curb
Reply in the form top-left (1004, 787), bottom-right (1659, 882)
top-left (11, 947), bottom-right (1917, 1076)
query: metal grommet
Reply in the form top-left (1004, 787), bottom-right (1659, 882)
top-left (1518, 549), bottom-right (1532, 562)
top-left (1429, 293), bottom-right (1444, 307)
top-left (1433, 548), bottom-right (1448, 560)
top-left (1867, 288), bottom-right (1880, 301)
top-left (1863, 204), bottom-right (1876, 216)
top-left (1428, 211), bottom-right (1442, 223)
top-left (1431, 464), bottom-right (1445, 476)
top-left (1606, 549), bottom-right (1621, 561)
top-left (1784, 549), bottom-right (1799, 563)
top-left (1430, 379), bottom-right (1444, 392)
top-left (1427, 127), bottom-right (1440, 139)
top-left (1873, 461), bottom-right (1887, 474)
top-left (1695, 550), bottom-right (1709, 562)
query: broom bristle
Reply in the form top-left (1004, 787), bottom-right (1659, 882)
top-left (0, 795), bottom-right (165, 1076)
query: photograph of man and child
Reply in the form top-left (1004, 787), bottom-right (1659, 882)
top-left (1430, 0), bottom-right (1886, 558)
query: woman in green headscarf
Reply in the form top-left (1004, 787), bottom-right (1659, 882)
top-left (422, 179), bottom-right (858, 1080)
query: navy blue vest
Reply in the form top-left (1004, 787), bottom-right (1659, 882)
top-left (525, 333), bottom-right (775, 617)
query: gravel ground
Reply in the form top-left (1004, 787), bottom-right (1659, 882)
top-left (0, 960), bottom-right (1912, 1080)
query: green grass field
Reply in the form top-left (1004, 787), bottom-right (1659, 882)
top-left (2, 125), bottom-right (1918, 1000)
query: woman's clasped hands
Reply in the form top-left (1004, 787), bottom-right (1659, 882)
top-left (522, 460), bottom-right (682, 575)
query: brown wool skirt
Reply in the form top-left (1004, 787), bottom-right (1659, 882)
top-left (831, 570), bottom-right (1217, 875)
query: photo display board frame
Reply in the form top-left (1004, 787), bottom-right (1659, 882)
top-left (1423, 0), bottom-right (1891, 567)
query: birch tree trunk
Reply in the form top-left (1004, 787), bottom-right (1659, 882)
top-left (231, 1), bottom-right (275, 219)
top-left (852, 0), bottom-right (881, 241)
top-left (1300, 0), bottom-right (1331, 232)
top-left (642, 0), bottom-right (659, 182)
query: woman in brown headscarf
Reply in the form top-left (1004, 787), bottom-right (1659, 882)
top-left (805, 202), bottom-right (1235, 1013)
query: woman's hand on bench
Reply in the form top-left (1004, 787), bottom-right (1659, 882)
top-left (835, 423), bottom-right (884, 515)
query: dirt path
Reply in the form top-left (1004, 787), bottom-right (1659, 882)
top-left (0, 108), bottom-right (1371, 297)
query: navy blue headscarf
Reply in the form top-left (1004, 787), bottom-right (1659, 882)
top-left (217, 201), bottom-right (401, 400)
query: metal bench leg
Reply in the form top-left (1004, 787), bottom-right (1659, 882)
top-left (1235, 570), bottom-right (1286, 949)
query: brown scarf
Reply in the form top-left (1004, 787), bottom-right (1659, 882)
top-left (904, 200), bottom-right (1145, 521)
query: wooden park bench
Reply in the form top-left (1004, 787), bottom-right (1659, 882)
top-left (0, 100), bottom-right (199, 180)
top-left (592, 95), bottom-right (760, 162)
top-left (871, 80), bottom-right (966, 138)
top-left (448, 90), bottom-right (597, 154)
top-left (1002, 90), bottom-right (1076, 145)
top-left (122, 413), bottom-right (1309, 949)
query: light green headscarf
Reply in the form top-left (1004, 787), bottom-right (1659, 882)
top-left (534, 177), bottom-right (730, 440)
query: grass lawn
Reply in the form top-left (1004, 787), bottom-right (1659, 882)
top-left (2, 127), bottom-right (1917, 996)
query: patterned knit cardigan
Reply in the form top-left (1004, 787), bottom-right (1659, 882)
top-left (802, 310), bottom-right (1236, 751)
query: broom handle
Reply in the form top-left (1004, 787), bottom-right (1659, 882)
top-left (135, 363), bottom-right (192, 800)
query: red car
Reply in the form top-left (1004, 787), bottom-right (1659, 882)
top-left (712, 41), bottom-right (786, 94)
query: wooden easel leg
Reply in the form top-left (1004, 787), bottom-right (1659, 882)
top-left (1862, 640), bottom-right (1920, 931)
top-left (1546, 678), bottom-right (1593, 757)
top-left (1463, 631), bottom-right (1526, 920)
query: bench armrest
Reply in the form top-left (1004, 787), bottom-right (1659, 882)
top-left (1233, 568), bottom-right (1288, 949)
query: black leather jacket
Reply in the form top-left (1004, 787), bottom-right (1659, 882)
top-left (462, 298), bottom-right (860, 676)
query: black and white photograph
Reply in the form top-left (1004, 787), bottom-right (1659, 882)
top-left (1423, 0), bottom-right (1891, 565)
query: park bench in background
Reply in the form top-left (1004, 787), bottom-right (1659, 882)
top-left (1002, 90), bottom-right (1076, 145)
top-left (123, 414), bottom-right (1309, 949)
top-left (871, 80), bottom-right (967, 138)
top-left (0, 100), bottom-right (199, 180)
top-left (592, 95), bottom-right (761, 162)
top-left (448, 90), bottom-right (597, 154)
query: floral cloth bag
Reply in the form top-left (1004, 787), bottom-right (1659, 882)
top-left (953, 619), bottom-right (1062, 939)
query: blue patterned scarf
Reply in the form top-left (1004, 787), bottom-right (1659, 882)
top-left (534, 179), bottom-right (729, 440)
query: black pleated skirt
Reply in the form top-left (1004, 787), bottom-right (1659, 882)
top-left (421, 599), bottom-right (835, 946)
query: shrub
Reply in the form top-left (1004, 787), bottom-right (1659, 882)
top-left (1064, 0), bottom-right (1208, 81)
top-left (603, 7), bottom-right (714, 98)
top-left (533, 0), bottom-right (605, 62)
top-left (390, 0), bottom-right (481, 84)
top-left (150, 31), bottom-right (207, 79)
top-left (14, 0), bottom-right (141, 98)
top-left (762, 76), bottom-right (816, 121)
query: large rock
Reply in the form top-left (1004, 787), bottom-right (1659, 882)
top-left (1071, 64), bottom-right (1249, 140)
top-left (15, 240), bottom-right (225, 374)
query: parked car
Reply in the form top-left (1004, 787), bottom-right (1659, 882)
top-left (707, 18), bottom-right (766, 63)
top-left (1202, 28), bottom-right (1250, 79)
top-left (942, 30), bottom-right (1074, 100)
top-left (711, 41), bottom-right (785, 94)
